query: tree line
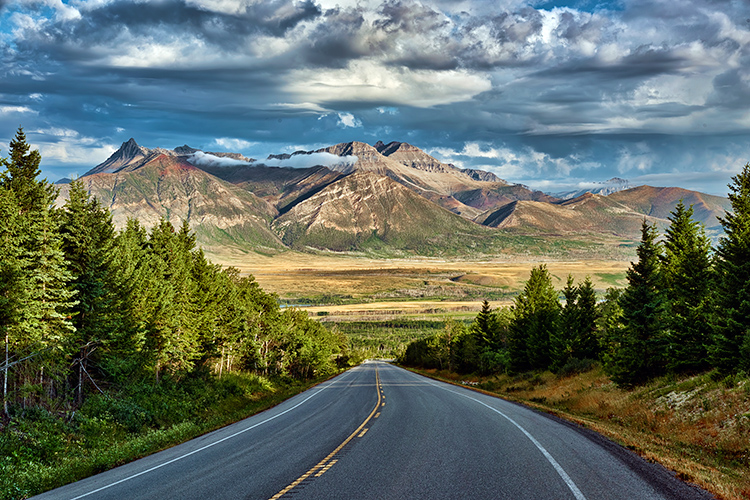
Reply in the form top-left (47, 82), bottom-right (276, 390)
top-left (0, 128), bottom-right (348, 420)
top-left (403, 164), bottom-right (750, 387)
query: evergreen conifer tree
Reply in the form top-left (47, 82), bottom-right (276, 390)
top-left (553, 276), bottom-right (600, 372)
top-left (711, 164), bottom-right (750, 374)
top-left (661, 200), bottom-right (713, 373)
top-left (0, 129), bottom-right (76, 405)
top-left (508, 265), bottom-right (560, 372)
top-left (606, 221), bottom-right (666, 386)
top-left (60, 179), bottom-right (120, 404)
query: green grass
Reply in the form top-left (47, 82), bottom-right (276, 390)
top-left (0, 372), bottom-right (328, 500)
top-left (595, 272), bottom-right (627, 287)
top-left (333, 319), bottom-right (464, 358)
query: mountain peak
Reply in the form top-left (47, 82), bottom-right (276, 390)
top-left (373, 140), bottom-right (418, 156)
top-left (174, 144), bottom-right (200, 155)
top-left (83, 138), bottom-right (152, 175)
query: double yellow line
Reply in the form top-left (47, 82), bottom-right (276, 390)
top-left (269, 365), bottom-right (383, 499)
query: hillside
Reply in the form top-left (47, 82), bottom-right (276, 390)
top-left (273, 140), bottom-right (529, 218)
top-left (607, 185), bottom-right (730, 232)
top-left (478, 193), bottom-right (659, 236)
top-left (477, 188), bottom-right (729, 240)
top-left (273, 171), bottom-right (500, 254)
top-left (57, 154), bottom-right (285, 253)
top-left (54, 138), bottom-right (732, 258)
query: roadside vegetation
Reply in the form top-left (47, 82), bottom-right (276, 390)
top-left (401, 163), bottom-right (750, 499)
top-left (413, 366), bottom-right (749, 500)
top-left (0, 129), bottom-right (359, 499)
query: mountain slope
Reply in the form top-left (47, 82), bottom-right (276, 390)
top-left (479, 193), bottom-right (654, 236)
top-left (273, 140), bottom-right (558, 219)
top-left (58, 154), bottom-right (284, 253)
top-left (607, 185), bottom-right (730, 231)
top-left (479, 187), bottom-right (730, 241)
top-left (273, 171), bottom-right (500, 254)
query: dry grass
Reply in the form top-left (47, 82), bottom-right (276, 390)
top-left (205, 250), bottom-right (630, 300)
top-left (419, 367), bottom-right (750, 500)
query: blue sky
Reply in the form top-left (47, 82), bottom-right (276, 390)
top-left (1, 0), bottom-right (749, 196)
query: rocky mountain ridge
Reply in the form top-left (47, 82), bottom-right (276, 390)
top-left (58, 138), bottom-right (731, 257)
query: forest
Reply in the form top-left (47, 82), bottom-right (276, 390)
top-left (402, 163), bottom-right (750, 387)
top-left (0, 129), bottom-right (353, 498)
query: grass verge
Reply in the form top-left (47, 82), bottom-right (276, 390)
top-left (406, 365), bottom-right (750, 500)
top-left (0, 371), bottom-right (333, 500)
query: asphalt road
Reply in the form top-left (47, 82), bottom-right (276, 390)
top-left (32, 361), bottom-right (714, 500)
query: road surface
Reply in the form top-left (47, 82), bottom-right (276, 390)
top-left (32, 361), bottom-right (714, 500)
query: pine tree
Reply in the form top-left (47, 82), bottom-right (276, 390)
top-left (606, 221), bottom-right (666, 386)
top-left (508, 265), bottom-right (560, 372)
top-left (0, 129), bottom-right (76, 407)
top-left (553, 276), bottom-right (601, 372)
top-left (661, 200), bottom-right (713, 373)
top-left (712, 164), bottom-right (750, 374)
top-left (147, 218), bottom-right (200, 379)
top-left (60, 179), bottom-right (119, 405)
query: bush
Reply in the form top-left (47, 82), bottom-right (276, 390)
top-left (556, 358), bottom-right (598, 379)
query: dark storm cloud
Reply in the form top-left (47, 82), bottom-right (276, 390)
top-left (1, 0), bottom-right (749, 195)
top-left (535, 47), bottom-right (688, 82)
top-left (13, 0), bottom-right (321, 61)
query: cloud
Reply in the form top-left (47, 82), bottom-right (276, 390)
top-left (431, 141), bottom-right (600, 180)
top-left (336, 112), bottom-right (362, 128)
top-left (213, 137), bottom-right (257, 150)
top-left (1, 0), bottom-right (750, 194)
top-left (265, 151), bottom-right (358, 169)
top-left (0, 105), bottom-right (37, 114)
top-left (187, 151), bottom-right (251, 167)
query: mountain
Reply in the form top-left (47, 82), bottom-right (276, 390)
top-left (267, 140), bottom-right (532, 220)
top-left (84, 139), bottom-right (255, 176)
top-left (273, 171), bottom-right (498, 253)
top-left (553, 178), bottom-right (633, 200)
top-left (606, 185), bottom-right (730, 232)
top-left (56, 138), bottom-right (731, 258)
top-left (479, 187), bottom-right (730, 240)
top-left (479, 192), bottom-right (654, 237)
top-left (58, 152), bottom-right (284, 253)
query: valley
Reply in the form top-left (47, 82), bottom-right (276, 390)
top-left (207, 250), bottom-right (630, 304)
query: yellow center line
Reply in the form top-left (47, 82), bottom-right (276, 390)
top-left (269, 366), bottom-right (383, 500)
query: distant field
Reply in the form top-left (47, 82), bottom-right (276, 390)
top-left (206, 249), bottom-right (631, 358)
top-left (206, 249), bottom-right (630, 303)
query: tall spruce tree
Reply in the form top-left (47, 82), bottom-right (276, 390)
top-left (553, 276), bottom-right (600, 371)
top-left (0, 129), bottom-right (76, 406)
top-left (712, 164), bottom-right (750, 374)
top-left (606, 220), bottom-right (666, 386)
top-left (661, 200), bottom-right (713, 373)
top-left (508, 265), bottom-right (560, 372)
top-left (552, 275), bottom-right (579, 371)
top-left (0, 186), bottom-right (25, 417)
top-left (145, 219), bottom-right (201, 380)
top-left (60, 179), bottom-right (119, 404)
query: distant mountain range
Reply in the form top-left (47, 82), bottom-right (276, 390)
top-left (552, 178), bottom-right (632, 200)
top-left (54, 139), bottom-right (730, 258)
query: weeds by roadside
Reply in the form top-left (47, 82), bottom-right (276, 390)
top-left (0, 372), bottom-right (326, 500)
top-left (412, 365), bottom-right (750, 500)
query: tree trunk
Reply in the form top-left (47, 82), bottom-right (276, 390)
top-left (77, 347), bottom-right (84, 408)
top-left (3, 330), bottom-right (8, 419)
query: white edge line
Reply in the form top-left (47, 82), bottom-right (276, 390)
top-left (67, 368), bottom-right (357, 500)
top-left (425, 378), bottom-right (588, 500)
